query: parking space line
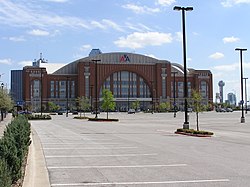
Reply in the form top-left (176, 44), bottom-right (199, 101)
top-left (51, 179), bottom-right (230, 186)
top-left (43, 146), bottom-right (137, 150)
top-left (45, 153), bottom-right (158, 158)
top-left (48, 164), bottom-right (187, 169)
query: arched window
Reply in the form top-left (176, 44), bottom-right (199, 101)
top-left (101, 71), bottom-right (150, 98)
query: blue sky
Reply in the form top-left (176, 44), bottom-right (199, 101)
top-left (1, 0), bottom-right (250, 103)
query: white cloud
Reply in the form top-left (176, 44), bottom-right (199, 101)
top-left (18, 60), bottom-right (32, 66)
top-left (156, 0), bottom-right (176, 6)
top-left (125, 22), bottom-right (152, 32)
top-left (114, 32), bottom-right (173, 49)
top-left (209, 52), bottom-right (225, 59)
top-left (80, 44), bottom-right (92, 51)
top-left (8, 36), bottom-right (26, 42)
top-left (223, 36), bottom-right (240, 43)
top-left (221, 0), bottom-right (250, 7)
top-left (0, 1), bottom-right (123, 32)
top-left (122, 4), bottom-right (160, 14)
top-left (102, 19), bottom-right (124, 32)
top-left (44, 0), bottom-right (69, 2)
top-left (213, 63), bottom-right (238, 71)
top-left (28, 29), bottom-right (50, 36)
top-left (0, 59), bottom-right (12, 65)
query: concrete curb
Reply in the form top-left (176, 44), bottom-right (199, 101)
top-left (175, 131), bottom-right (212, 137)
top-left (23, 128), bottom-right (50, 187)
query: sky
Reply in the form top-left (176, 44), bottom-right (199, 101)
top-left (1, 0), bottom-right (250, 103)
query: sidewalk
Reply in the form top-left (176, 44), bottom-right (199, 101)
top-left (23, 127), bottom-right (50, 187)
top-left (0, 114), bottom-right (12, 138)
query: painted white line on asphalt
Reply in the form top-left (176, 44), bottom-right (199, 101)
top-left (43, 147), bottom-right (137, 150)
top-left (45, 153), bottom-right (158, 158)
top-left (48, 164), bottom-right (187, 169)
top-left (51, 179), bottom-right (230, 186)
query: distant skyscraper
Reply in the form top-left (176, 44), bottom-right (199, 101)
top-left (218, 80), bottom-right (225, 103)
top-left (11, 70), bottom-right (23, 105)
top-left (228, 92), bottom-right (236, 106)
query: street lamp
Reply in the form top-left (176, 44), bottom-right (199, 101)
top-left (172, 71), bottom-right (178, 118)
top-left (128, 72), bottom-right (130, 112)
top-left (174, 6), bottom-right (193, 129)
top-left (243, 77), bottom-right (248, 114)
top-left (36, 53), bottom-right (48, 116)
top-left (66, 77), bottom-right (70, 117)
top-left (0, 83), bottom-right (3, 121)
top-left (150, 81), bottom-right (154, 114)
top-left (235, 48), bottom-right (247, 123)
top-left (92, 59), bottom-right (101, 119)
top-left (90, 85), bottom-right (93, 112)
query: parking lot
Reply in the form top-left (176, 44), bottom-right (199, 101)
top-left (31, 111), bottom-right (250, 186)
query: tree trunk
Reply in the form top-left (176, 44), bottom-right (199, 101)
top-left (196, 111), bottom-right (199, 131)
top-left (107, 111), bottom-right (109, 119)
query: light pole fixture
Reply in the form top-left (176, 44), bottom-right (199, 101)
top-left (235, 48), bottom-right (247, 123)
top-left (1, 83), bottom-right (4, 90)
top-left (174, 5), bottom-right (193, 129)
top-left (243, 77), bottom-right (248, 114)
top-left (172, 71), bottom-right (178, 118)
top-left (92, 59), bottom-right (101, 119)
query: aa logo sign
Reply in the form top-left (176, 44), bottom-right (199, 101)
top-left (120, 54), bottom-right (130, 62)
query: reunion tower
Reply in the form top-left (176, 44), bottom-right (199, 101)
top-left (218, 80), bottom-right (225, 103)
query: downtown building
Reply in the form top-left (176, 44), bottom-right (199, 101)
top-left (12, 49), bottom-right (213, 112)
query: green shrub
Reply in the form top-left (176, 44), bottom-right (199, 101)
top-left (88, 118), bottom-right (119, 122)
top-left (176, 128), bottom-right (213, 136)
top-left (0, 115), bottom-right (31, 184)
top-left (27, 114), bottom-right (51, 120)
top-left (73, 116), bottom-right (89, 119)
top-left (0, 159), bottom-right (12, 187)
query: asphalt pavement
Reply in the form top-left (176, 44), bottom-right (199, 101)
top-left (26, 111), bottom-right (250, 187)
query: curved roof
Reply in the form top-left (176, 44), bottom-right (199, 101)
top-left (52, 52), bottom-right (170, 75)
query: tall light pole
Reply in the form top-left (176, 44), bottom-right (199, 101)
top-left (36, 53), bottom-right (47, 116)
top-left (243, 77), bottom-right (248, 114)
top-left (66, 76), bottom-right (70, 117)
top-left (92, 59), bottom-right (101, 118)
top-left (174, 6), bottom-right (193, 129)
top-left (1, 83), bottom-right (3, 121)
top-left (172, 71), bottom-right (178, 118)
top-left (235, 48), bottom-right (247, 123)
top-left (90, 85), bottom-right (93, 112)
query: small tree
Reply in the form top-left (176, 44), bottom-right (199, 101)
top-left (0, 89), bottom-right (14, 120)
top-left (48, 102), bottom-right (60, 112)
top-left (101, 89), bottom-right (116, 119)
top-left (131, 100), bottom-right (140, 111)
top-left (76, 96), bottom-right (90, 117)
top-left (159, 102), bottom-right (170, 112)
top-left (192, 89), bottom-right (203, 131)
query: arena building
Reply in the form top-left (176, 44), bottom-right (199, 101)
top-left (18, 49), bottom-right (213, 112)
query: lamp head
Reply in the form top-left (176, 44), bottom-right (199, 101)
top-left (235, 48), bottom-right (247, 51)
top-left (173, 6), bottom-right (181, 11)
top-left (173, 6), bottom-right (193, 11)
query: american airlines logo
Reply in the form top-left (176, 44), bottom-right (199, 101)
top-left (120, 54), bottom-right (130, 62)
